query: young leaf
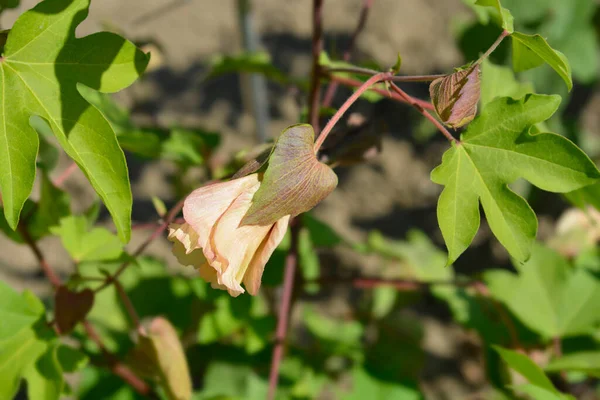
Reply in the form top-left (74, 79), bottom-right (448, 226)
top-left (431, 94), bottom-right (600, 263)
top-left (430, 64), bottom-right (481, 129)
top-left (242, 124), bottom-right (338, 226)
top-left (50, 215), bottom-right (123, 263)
top-left (54, 286), bottom-right (94, 335)
top-left (27, 173), bottom-right (70, 240)
top-left (0, 0), bottom-right (149, 241)
top-left (511, 32), bottom-right (573, 91)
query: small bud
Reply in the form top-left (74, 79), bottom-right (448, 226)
top-left (429, 64), bottom-right (481, 129)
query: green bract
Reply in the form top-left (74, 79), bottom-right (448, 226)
top-left (0, 0), bottom-right (149, 242)
top-left (431, 94), bottom-right (600, 263)
top-left (242, 124), bottom-right (338, 226)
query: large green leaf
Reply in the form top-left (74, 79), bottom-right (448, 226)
top-left (431, 94), bottom-right (600, 263)
top-left (511, 32), bottom-right (573, 90)
top-left (0, 0), bottom-right (149, 241)
top-left (485, 244), bottom-right (600, 338)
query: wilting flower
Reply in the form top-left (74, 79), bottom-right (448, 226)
top-left (168, 174), bottom-right (290, 297)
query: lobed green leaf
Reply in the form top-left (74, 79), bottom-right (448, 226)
top-left (432, 94), bottom-right (600, 263)
top-left (0, 0), bottom-right (149, 241)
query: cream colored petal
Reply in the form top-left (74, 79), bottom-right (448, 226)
top-left (168, 223), bottom-right (201, 254)
top-left (170, 241), bottom-right (207, 267)
top-left (209, 185), bottom-right (272, 296)
top-left (243, 215), bottom-right (291, 295)
top-left (183, 174), bottom-right (261, 260)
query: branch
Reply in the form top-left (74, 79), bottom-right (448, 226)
top-left (267, 220), bottom-right (300, 400)
top-left (95, 198), bottom-right (185, 292)
top-left (307, 0), bottom-right (325, 132)
top-left (327, 74), bottom-right (434, 111)
top-left (389, 82), bottom-right (457, 144)
top-left (18, 223), bottom-right (61, 288)
top-left (114, 279), bottom-right (141, 329)
top-left (315, 71), bottom-right (391, 152)
top-left (83, 321), bottom-right (154, 396)
top-left (475, 29), bottom-right (511, 65)
top-left (322, 0), bottom-right (375, 107)
top-left (53, 161), bottom-right (78, 188)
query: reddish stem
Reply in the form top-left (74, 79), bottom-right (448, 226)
top-left (267, 221), bottom-right (300, 400)
top-left (114, 279), bottom-right (141, 329)
top-left (322, 0), bottom-right (375, 107)
top-left (475, 29), bottom-right (511, 65)
top-left (95, 198), bottom-right (185, 292)
top-left (307, 0), bottom-right (324, 131)
top-left (315, 72), bottom-right (391, 152)
top-left (18, 224), bottom-right (61, 288)
top-left (328, 74), bottom-right (434, 111)
top-left (83, 321), bottom-right (153, 396)
top-left (389, 82), bottom-right (457, 144)
top-left (53, 161), bottom-right (78, 188)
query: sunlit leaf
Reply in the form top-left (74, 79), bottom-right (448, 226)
top-left (511, 32), bottom-right (573, 91)
top-left (546, 352), bottom-right (600, 377)
top-left (0, 0), bottom-right (149, 241)
top-left (50, 215), bottom-right (123, 263)
top-left (431, 94), bottom-right (600, 263)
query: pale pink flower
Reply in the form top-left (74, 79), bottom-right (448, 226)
top-left (168, 174), bottom-right (290, 297)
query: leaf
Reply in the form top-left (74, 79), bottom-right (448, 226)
top-left (0, 0), bottom-right (19, 10)
top-left (207, 51), bottom-right (290, 84)
top-left (342, 367), bottom-right (422, 400)
top-left (0, 0), bottom-right (149, 241)
top-left (54, 286), bottom-right (94, 335)
top-left (118, 127), bottom-right (220, 166)
top-left (50, 215), bottom-right (123, 262)
top-left (431, 94), bottom-right (600, 263)
top-left (28, 172), bottom-right (70, 240)
top-left (511, 32), bottom-right (573, 91)
top-left (485, 243), bottom-right (600, 338)
top-left (0, 281), bottom-right (58, 399)
top-left (128, 317), bottom-right (192, 400)
top-left (23, 342), bottom-right (64, 400)
top-left (479, 60), bottom-right (533, 108)
top-left (430, 64), bottom-right (481, 129)
top-left (565, 182), bottom-right (600, 212)
top-left (242, 124), bottom-right (338, 226)
top-left (473, 0), bottom-right (514, 32)
top-left (302, 213), bottom-right (343, 247)
top-left (298, 227), bottom-right (320, 294)
top-left (494, 346), bottom-right (561, 395)
top-left (57, 345), bottom-right (89, 372)
top-left (546, 352), bottom-right (600, 377)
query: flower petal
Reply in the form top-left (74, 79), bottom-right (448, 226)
top-left (243, 215), bottom-right (291, 295)
top-left (183, 174), bottom-right (261, 260)
top-left (210, 185), bottom-right (272, 296)
top-left (168, 223), bottom-right (201, 254)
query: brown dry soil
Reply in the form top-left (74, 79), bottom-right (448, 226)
top-left (2, 1), bottom-right (600, 399)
